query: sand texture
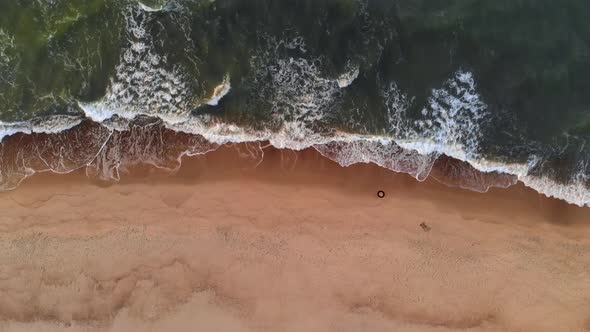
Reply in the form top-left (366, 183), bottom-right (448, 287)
top-left (1, 147), bottom-right (590, 332)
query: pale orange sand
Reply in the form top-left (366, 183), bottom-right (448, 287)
top-left (1, 147), bottom-right (589, 332)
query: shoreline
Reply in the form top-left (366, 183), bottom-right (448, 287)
top-left (0, 117), bottom-right (588, 208)
top-left (10, 143), bottom-right (590, 223)
top-left (1, 145), bottom-right (590, 331)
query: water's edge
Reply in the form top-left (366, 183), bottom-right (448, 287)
top-left (1, 115), bottom-right (586, 208)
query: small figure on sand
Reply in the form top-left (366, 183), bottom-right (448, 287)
top-left (420, 222), bottom-right (431, 232)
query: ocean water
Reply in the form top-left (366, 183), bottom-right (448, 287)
top-left (0, 0), bottom-right (589, 206)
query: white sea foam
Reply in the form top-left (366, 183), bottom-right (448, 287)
top-left (78, 101), bottom-right (119, 123)
top-left (381, 71), bottom-right (590, 206)
top-left (78, 6), bottom-right (194, 125)
top-left (138, 2), bottom-right (164, 12)
top-left (0, 29), bottom-right (17, 85)
top-left (0, 115), bottom-right (83, 141)
top-left (171, 117), bottom-right (590, 207)
top-left (384, 70), bottom-right (500, 173)
top-left (337, 66), bottom-right (359, 88)
top-left (384, 71), bottom-right (487, 159)
top-left (206, 75), bottom-right (231, 106)
top-left (521, 174), bottom-right (590, 208)
top-left (82, 6), bottom-right (228, 124)
top-left (1, 108), bottom-right (589, 207)
top-left (314, 139), bottom-right (437, 181)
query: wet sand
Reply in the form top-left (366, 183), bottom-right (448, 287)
top-left (1, 146), bottom-right (590, 332)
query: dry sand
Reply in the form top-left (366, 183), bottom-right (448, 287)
top-left (0, 146), bottom-right (590, 332)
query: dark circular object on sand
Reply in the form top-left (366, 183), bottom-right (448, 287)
top-left (377, 190), bottom-right (386, 198)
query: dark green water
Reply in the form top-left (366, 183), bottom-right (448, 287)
top-left (0, 0), bottom-right (589, 205)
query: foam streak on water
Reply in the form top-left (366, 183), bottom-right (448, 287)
top-left (0, 116), bottom-right (83, 141)
top-left (79, 6), bottom-right (194, 124)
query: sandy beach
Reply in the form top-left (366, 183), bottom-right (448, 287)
top-left (1, 146), bottom-right (589, 332)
